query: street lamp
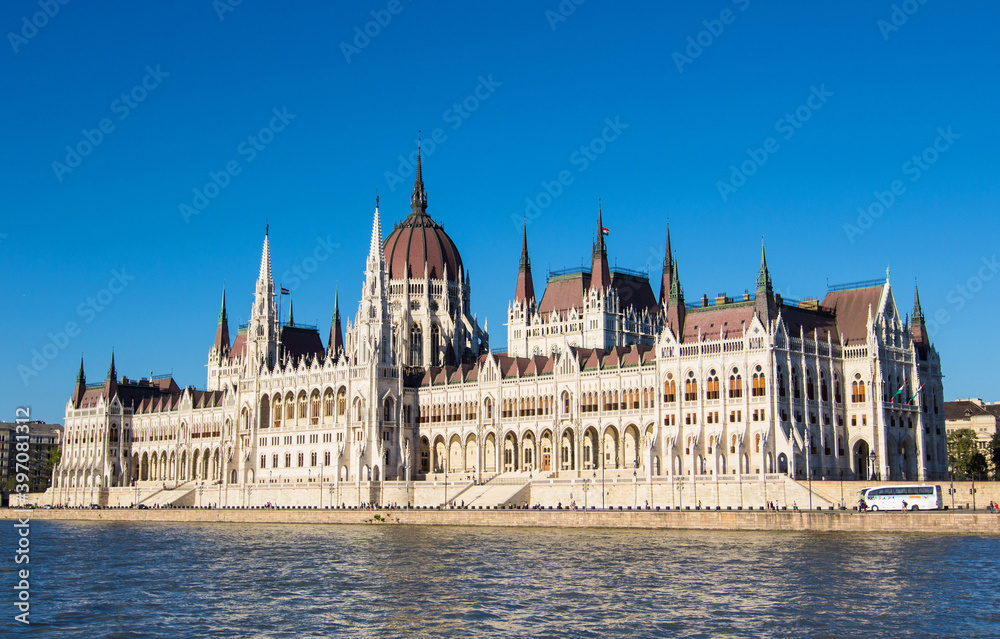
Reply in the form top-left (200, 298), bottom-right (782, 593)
top-left (839, 469), bottom-right (844, 510)
top-left (328, 483), bottom-right (334, 509)
top-left (869, 451), bottom-right (877, 482)
top-left (948, 455), bottom-right (955, 510)
top-left (633, 469), bottom-right (638, 508)
top-left (806, 432), bottom-right (813, 510)
top-left (582, 477), bottom-right (591, 509)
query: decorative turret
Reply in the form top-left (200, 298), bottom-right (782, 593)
top-left (247, 226), bottom-right (279, 369)
top-left (514, 224), bottom-right (535, 305)
top-left (72, 356), bottom-right (86, 408)
top-left (329, 290), bottom-right (344, 355)
top-left (287, 298), bottom-right (295, 327)
top-left (659, 226), bottom-right (674, 306)
top-left (104, 350), bottom-right (118, 400)
top-left (410, 138), bottom-right (428, 216)
top-left (665, 259), bottom-right (685, 338)
top-left (213, 287), bottom-right (231, 355)
top-left (911, 283), bottom-right (929, 358)
top-left (754, 242), bottom-right (777, 324)
top-left (590, 204), bottom-right (611, 293)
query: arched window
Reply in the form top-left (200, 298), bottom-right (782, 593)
top-left (310, 390), bottom-right (321, 424)
top-left (791, 367), bottom-right (801, 399)
top-left (285, 392), bottom-right (295, 420)
top-left (834, 374), bottom-right (842, 404)
top-left (298, 392), bottom-right (308, 424)
top-left (430, 324), bottom-right (441, 367)
top-left (684, 372), bottom-right (698, 402)
top-left (752, 365), bottom-right (766, 397)
top-left (336, 387), bottom-right (347, 417)
top-left (383, 397), bottom-right (394, 422)
top-left (562, 391), bottom-right (571, 414)
top-left (664, 374), bottom-right (676, 403)
top-left (410, 323), bottom-right (423, 367)
top-left (323, 389), bottom-right (334, 418)
top-left (729, 370), bottom-right (743, 399)
top-left (272, 395), bottom-right (282, 427)
top-left (777, 366), bottom-right (786, 397)
top-left (806, 370), bottom-right (815, 401)
top-left (820, 371), bottom-right (829, 402)
top-left (706, 371), bottom-right (720, 400)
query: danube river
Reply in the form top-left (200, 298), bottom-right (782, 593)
top-left (7, 520), bottom-right (1000, 637)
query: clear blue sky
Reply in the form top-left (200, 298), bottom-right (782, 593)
top-left (2, 1), bottom-right (999, 423)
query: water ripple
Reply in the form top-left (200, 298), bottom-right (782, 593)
top-left (5, 522), bottom-right (999, 638)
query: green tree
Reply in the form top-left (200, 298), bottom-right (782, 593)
top-left (948, 428), bottom-right (979, 478)
top-left (969, 451), bottom-right (988, 481)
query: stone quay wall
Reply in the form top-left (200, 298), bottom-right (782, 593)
top-left (4, 506), bottom-right (1000, 535)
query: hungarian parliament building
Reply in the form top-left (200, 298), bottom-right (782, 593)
top-left (49, 151), bottom-right (948, 507)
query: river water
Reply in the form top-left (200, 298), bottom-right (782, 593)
top-left (5, 520), bottom-right (1000, 638)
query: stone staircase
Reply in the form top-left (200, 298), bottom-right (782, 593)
top-left (457, 473), bottom-right (534, 508)
top-left (137, 481), bottom-right (201, 507)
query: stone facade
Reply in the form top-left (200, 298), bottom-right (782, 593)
top-left (48, 150), bottom-right (949, 508)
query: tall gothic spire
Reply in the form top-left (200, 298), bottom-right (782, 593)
top-left (368, 196), bottom-right (385, 269)
top-left (410, 136), bottom-right (428, 217)
top-left (329, 290), bottom-right (344, 354)
top-left (73, 356), bottom-right (86, 408)
top-left (287, 298), bottom-right (295, 327)
top-left (590, 203), bottom-right (611, 292)
top-left (666, 260), bottom-right (685, 339)
top-left (107, 350), bottom-right (116, 380)
top-left (911, 282), bottom-right (929, 357)
top-left (913, 283), bottom-right (924, 323)
top-left (660, 226), bottom-right (674, 306)
top-left (755, 241), bottom-right (777, 323)
top-left (214, 287), bottom-right (231, 353)
top-left (515, 224), bottom-right (535, 305)
top-left (259, 225), bottom-right (272, 283)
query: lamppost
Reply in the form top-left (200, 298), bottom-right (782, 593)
top-left (633, 469), bottom-right (638, 508)
top-left (677, 475), bottom-right (685, 510)
top-left (806, 432), bottom-right (813, 510)
top-left (839, 469), bottom-right (844, 510)
top-left (328, 484), bottom-right (335, 509)
top-left (948, 455), bottom-right (955, 510)
top-left (601, 459), bottom-right (605, 509)
top-left (870, 451), bottom-right (877, 482)
top-left (443, 458), bottom-right (448, 509)
top-left (582, 477), bottom-right (591, 509)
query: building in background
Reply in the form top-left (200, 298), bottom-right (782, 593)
top-left (1, 420), bottom-right (62, 502)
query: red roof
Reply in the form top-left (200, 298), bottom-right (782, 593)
top-left (383, 212), bottom-right (463, 282)
top-left (822, 285), bottom-right (883, 345)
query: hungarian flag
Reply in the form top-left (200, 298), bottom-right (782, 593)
top-left (908, 384), bottom-right (925, 404)
top-left (280, 287), bottom-right (290, 295)
top-left (601, 227), bottom-right (610, 236)
top-left (891, 385), bottom-right (906, 402)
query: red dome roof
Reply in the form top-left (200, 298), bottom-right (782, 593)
top-left (383, 213), bottom-right (464, 282)
top-left (382, 147), bottom-right (464, 282)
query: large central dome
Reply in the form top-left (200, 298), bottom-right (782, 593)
top-left (382, 151), bottom-right (464, 282)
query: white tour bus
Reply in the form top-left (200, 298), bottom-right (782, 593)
top-left (860, 485), bottom-right (943, 511)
